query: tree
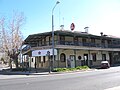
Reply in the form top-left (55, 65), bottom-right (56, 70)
top-left (0, 12), bottom-right (25, 69)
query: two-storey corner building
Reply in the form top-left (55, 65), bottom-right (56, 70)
top-left (22, 30), bottom-right (120, 69)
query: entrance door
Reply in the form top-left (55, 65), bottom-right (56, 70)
top-left (70, 55), bottom-right (75, 68)
top-left (84, 54), bottom-right (88, 66)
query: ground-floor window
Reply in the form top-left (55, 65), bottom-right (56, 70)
top-left (60, 53), bottom-right (66, 62)
top-left (43, 56), bottom-right (45, 63)
top-left (31, 58), bottom-right (33, 62)
top-left (102, 54), bottom-right (106, 61)
top-left (39, 56), bottom-right (41, 63)
top-left (92, 53), bottom-right (96, 62)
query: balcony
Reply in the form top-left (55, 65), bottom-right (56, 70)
top-left (57, 41), bottom-right (120, 49)
top-left (29, 40), bottom-right (120, 49)
top-left (58, 41), bottom-right (100, 47)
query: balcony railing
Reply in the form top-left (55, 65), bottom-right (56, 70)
top-left (58, 41), bottom-right (101, 47)
top-left (58, 41), bottom-right (120, 48)
top-left (30, 40), bottom-right (120, 49)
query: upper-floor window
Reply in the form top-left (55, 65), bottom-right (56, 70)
top-left (40, 38), bottom-right (46, 46)
top-left (107, 40), bottom-right (112, 44)
top-left (91, 38), bottom-right (95, 43)
top-left (82, 38), bottom-right (86, 43)
top-left (74, 37), bottom-right (78, 45)
top-left (49, 36), bottom-right (52, 45)
top-left (74, 37), bottom-right (78, 42)
top-left (102, 39), bottom-right (105, 44)
top-left (60, 36), bottom-right (65, 41)
top-left (60, 36), bottom-right (65, 45)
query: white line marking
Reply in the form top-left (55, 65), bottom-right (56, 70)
top-left (105, 86), bottom-right (120, 90)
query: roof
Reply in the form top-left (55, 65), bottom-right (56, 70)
top-left (24, 30), bottom-right (120, 44)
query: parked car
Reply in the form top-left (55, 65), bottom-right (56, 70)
top-left (101, 61), bottom-right (110, 69)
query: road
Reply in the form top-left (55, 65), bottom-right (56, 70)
top-left (0, 66), bottom-right (120, 90)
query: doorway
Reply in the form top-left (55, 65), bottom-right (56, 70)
top-left (70, 55), bottom-right (75, 68)
top-left (84, 54), bottom-right (88, 66)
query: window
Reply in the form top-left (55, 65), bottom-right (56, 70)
top-left (39, 56), bottom-right (41, 63)
top-left (102, 54), bottom-right (106, 61)
top-left (78, 56), bottom-right (82, 60)
top-left (60, 53), bottom-right (66, 62)
top-left (92, 53), bottom-right (96, 62)
top-left (102, 39), bottom-right (105, 44)
top-left (49, 36), bottom-right (51, 45)
top-left (60, 36), bottom-right (65, 45)
top-left (60, 36), bottom-right (65, 41)
top-left (91, 38), bottom-right (95, 43)
top-left (43, 56), bottom-right (45, 63)
top-left (74, 37), bottom-right (78, 45)
top-left (31, 58), bottom-right (33, 62)
top-left (74, 37), bottom-right (78, 42)
top-left (43, 37), bottom-right (46, 45)
top-left (82, 38), bottom-right (88, 46)
top-left (108, 40), bottom-right (112, 44)
top-left (82, 38), bottom-right (86, 43)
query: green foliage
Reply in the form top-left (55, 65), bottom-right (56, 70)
top-left (0, 58), bottom-right (6, 64)
top-left (76, 66), bottom-right (89, 70)
top-left (82, 65), bottom-right (89, 69)
top-left (53, 66), bottom-right (89, 72)
top-left (53, 68), bottom-right (70, 72)
top-left (1, 58), bottom-right (4, 61)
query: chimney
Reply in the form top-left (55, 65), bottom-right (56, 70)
top-left (84, 27), bottom-right (89, 33)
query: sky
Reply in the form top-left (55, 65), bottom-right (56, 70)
top-left (0, 0), bottom-right (120, 39)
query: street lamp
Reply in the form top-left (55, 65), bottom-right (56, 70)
top-left (52, 1), bottom-right (60, 70)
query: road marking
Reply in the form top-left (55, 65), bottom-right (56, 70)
top-left (105, 86), bottom-right (120, 90)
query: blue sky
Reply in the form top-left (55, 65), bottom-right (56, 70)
top-left (0, 0), bottom-right (120, 38)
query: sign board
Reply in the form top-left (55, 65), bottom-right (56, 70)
top-left (70, 23), bottom-right (75, 30)
top-left (32, 49), bottom-right (57, 57)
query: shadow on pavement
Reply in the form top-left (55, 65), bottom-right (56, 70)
top-left (0, 68), bottom-right (50, 76)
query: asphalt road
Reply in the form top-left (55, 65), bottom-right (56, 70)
top-left (0, 66), bottom-right (120, 90)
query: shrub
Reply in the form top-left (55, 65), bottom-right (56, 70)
top-left (53, 66), bottom-right (89, 72)
top-left (53, 68), bottom-right (69, 72)
top-left (82, 66), bottom-right (89, 69)
top-left (76, 66), bottom-right (82, 70)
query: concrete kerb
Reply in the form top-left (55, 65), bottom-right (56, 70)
top-left (0, 68), bottom-right (98, 80)
top-left (0, 68), bottom-right (96, 76)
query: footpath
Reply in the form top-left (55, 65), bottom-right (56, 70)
top-left (0, 64), bottom-right (95, 79)
top-left (0, 64), bottom-right (52, 79)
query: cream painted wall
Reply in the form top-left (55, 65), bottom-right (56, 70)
top-left (58, 49), bottom-right (109, 61)
top-left (59, 49), bottom-right (74, 58)
top-left (65, 36), bottom-right (73, 41)
top-left (58, 49), bottom-right (110, 66)
top-left (30, 49), bottom-right (110, 68)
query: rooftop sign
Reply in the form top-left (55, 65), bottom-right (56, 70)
top-left (70, 23), bottom-right (75, 30)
